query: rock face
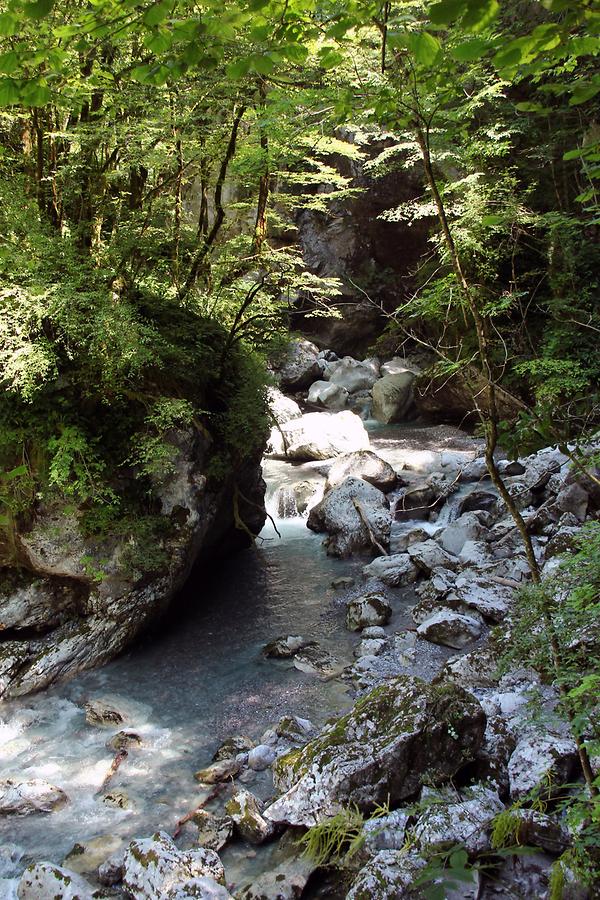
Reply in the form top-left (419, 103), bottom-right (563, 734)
top-left (325, 450), bottom-right (397, 493)
top-left (415, 364), bottom-right (523, 422)
top-left (122, 831), bottom-right (225, 899)
top-left (346, 849), bottom-right (426, 900)
top-left (372, 371), bottom-right (416, 424)
top-left (0, 426), bottom-right (266, 699)
top-left (267, 410), bottom-right (370, 461)
top-left (307, 476), bottom-right (391, 556)
top-left (264, 676), bottom-right (485, 827)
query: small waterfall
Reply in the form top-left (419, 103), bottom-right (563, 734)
top-left (272, 485), bottom-right (299, 519)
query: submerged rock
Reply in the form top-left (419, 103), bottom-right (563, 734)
top-left (307, 476), bottom-right (391, 557)
top-left (85, 698), bottom-right (125, 727)
top-left (263, 635), bottom-right (311, 659)
top-left (247, 744), bottom-right (277, 771)
top-left (264, 675), bottom-right (485, 827)
top-left (292, 645), bottom-right (343, 678)
top-left (122, 831), bottom-right (225, 899)
top-left (0, 778), bottom-right (68, 816)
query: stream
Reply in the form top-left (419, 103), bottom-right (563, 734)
top-left (0, 421), bottom-right (482, 897)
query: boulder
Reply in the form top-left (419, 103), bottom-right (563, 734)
top-left (459, 490), bottom-right (498, 515)
top-left (438, 513), bottom-right (487, 556)
top-left (225, 789), bottom-right (276, 845)
top-left (362, 554), bottom-right (419, 587)
top-left (307, 477), bottom-right (391, 557)
top-left (106, 731), bottom-right (142, 752)
top-left (361, 809), bottom-right (410, 855)
top-left (413, 785), bottom-right (503, 856)
top-left (263, 676), bottom-right (485, 827)
top-left (511, 809), bottom-right (571, 855)
top-left (235, 842), bottom-right (315, 900)
top-left (292, 645), bottom-right (343, 678)
top-left (325, 450), bottom-right (397, 493)
top-left (166, 877), bottom-right (233, 899)
top-left (381, 357), bottom-right (417, 378)
top-left (212, 735), bottom-right (254, 761)
top-left (98, 852), bottom-right (125, 886)
top-left (267, 411), bottom-right (369, 461)
top-left (329, 357), bottom-right (379, 394)
top-left (346, 849), bottom-right (427, 900)
top-left (508, 733), bottom-right (579, 800)
top-left (17, 862), bottom-right (102, 899)
top-left (122, 832), bottom-right (224, 900)
top-left (0, 778), bottom-right (67, 816)
top-left (275, 715), bottom-right (316, 744)
top-left (267, 388), bottom-right (302, 426)
top-left (276, 339), bottom-right (322, 391)
top-left (247, 745), bottom-right (277, 771)
top-left (417, 610), bottom-right (483, 649)
top-left (307, 380), bottom-right (348, 411)
top-left (191, 810), bottom-right (234, 853)
top-left (346, 593), bottom-right (392, 631)
top-left (372, 371), bottom-right (416, 424)
top-left (263, 635), bottom-right (311, 659)
top-left (354, 637), bottom-right (387, 658)
top-left (414, 364), bottom-right (522, 422)
top-left (453, 573), bottom-right (514, 622)
top-left (408, 540), bottom-right (459, 574)
top-left (195, 758), bottom-right (242, 784)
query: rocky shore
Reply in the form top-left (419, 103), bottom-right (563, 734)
top-left (2, 338), bottom-right (598, 899)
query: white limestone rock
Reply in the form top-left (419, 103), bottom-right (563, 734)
top-left (17, 862), bottom-right (102, 899)
top-left (122, 832), bottom-right (225, 900)
top-left (307, 476), bottom-right (391, 557)
top-left (0, 778), bottom-right (68, 816)
top-left (417, 610), bottom-right (483, 649)
top-left (263, 676), bottom-right (485, 828)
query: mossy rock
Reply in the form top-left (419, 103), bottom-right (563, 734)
top-left (264, 675), bottom-right (486, 828)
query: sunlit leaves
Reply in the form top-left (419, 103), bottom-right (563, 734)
top-left (429, 0), bottom-right (499, 33)
top-left (407, 31), bottom-right (441, 67)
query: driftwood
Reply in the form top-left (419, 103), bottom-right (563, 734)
top-left (352, 498), bottom-right (389, 556)
top-left (173, 782), bottom-right (229, 839)
top-left (96, 749), bottom-right (128, 796)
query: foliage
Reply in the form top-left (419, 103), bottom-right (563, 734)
top-left (298, 799), bottom-right (390, 869)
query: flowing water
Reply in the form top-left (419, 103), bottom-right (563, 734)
top-left (0, 420), bottom-right (482, 896)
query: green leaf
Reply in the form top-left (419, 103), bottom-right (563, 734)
top-left (451, 37), bottom-right (489, 60)
top-left (481, 214), bottom-right (505, 225)
top-left (0, 77), bottom-right (20, 105)
top-left (0, 12), bottom-right (19, 36)
top-left (21, 79), bottom-right (51, 105)
top-left (24, 0), bottom-right (54, 20)
top-left (1, 465), bottom-right (28, 481)
top-left (226, 57), bottom-right (251, 79)
top-left (408, 31), bottom-right (441, 66)
top-left (0, 52), bottom-right (20, 75)
top-left (143, 1), bottom-right (170, 26)
top-left (429, 0), bottom-right (468, 26)
top-left (252, 53), bottom-right (275, 75)
top-left (570, 83), bottom-right (600, 106)
top-left (143, 28), bottom-right (173, 54)
top-left (462, 0), bottom-right (499, 32)
top-left (281, 43), bottom-right (308, 64)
